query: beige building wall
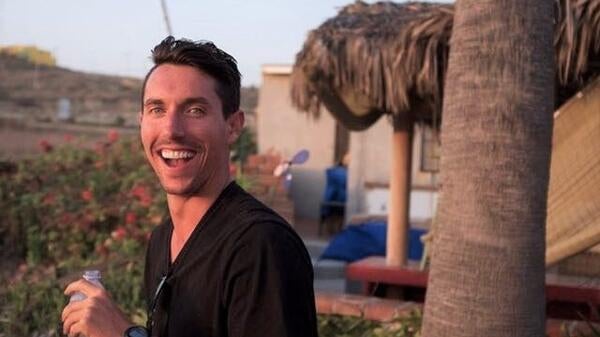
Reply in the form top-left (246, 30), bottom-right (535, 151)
top-left (257, 64), bottom-right (439, 223)
top-left (256, 65), bottom-right (338, 219)
top-left (346, 118), bottom-right (438, 225)
top-left (256, 66), bottom-right (337, 169)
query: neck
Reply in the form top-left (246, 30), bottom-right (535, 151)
top-left (167, 173), bottom-right (232, 250)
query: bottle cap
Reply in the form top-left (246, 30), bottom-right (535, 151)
top-left (83, 270), bottom-right (101, 280)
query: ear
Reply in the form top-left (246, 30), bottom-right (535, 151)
top-left (226, 110), bottom-right (245, 145)
top-left (138, 110), bottom-right (143, 125)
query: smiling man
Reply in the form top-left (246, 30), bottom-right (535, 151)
top-left (61, 36), bottom-right (318, 337)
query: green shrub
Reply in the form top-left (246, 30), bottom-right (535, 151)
top-left (0, 257), bottom-right (146, 337)
top-left (0, 133), bottom-right (161, 336)
top-left (317, 311), bottom-right (422, 337)
top-left (231, 127), bottom-right (257, 163)
top-left (0, 135), bottom-right (165, 264)
top-left (1, 278), bottom-right (65, 337)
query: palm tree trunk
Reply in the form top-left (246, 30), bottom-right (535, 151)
top-left (421, 1), bottom-right (554, 337)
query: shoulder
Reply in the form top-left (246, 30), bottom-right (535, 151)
top-left (221, 216), bottom-right (314, 294)
top-left (230, 190), bottom-right (305, 252)
top-left (231, 219), bottom-right (313, 274)
top-left (217, 183), bottom-right (313, 268)
top-left (223, 188), bottom-right (312, 265)
top-left (232, 185), bottom-right (297, 227)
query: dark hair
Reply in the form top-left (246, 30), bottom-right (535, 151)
top-left (141, 36), bottom-right (241, 118)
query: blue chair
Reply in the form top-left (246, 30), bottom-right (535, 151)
top-left (318, 165), bottom-right (347, 235)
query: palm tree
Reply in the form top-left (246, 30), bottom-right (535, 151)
top-left (420, 1), bottom-right (555, 336)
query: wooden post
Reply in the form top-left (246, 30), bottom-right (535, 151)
top-left (386, 114), bottom-right (413, 266)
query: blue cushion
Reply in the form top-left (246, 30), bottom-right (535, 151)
top-left (323, 166), bottom-right (347, 203)
top-left (408, 227), bottom-right (427, 260)
top-left (320, 221), bottom-right (427, 262)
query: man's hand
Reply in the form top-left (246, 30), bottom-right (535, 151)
top-left (62, 279), bottom-right (132, 337)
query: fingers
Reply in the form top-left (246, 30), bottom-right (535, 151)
top-left (67, 321), bottom-right (85, 337)
top-left (60, 301), bottom-right (83, 322)
top-left (64, 279), bottom-right (103, 298)
top-left (62, 306), bottom-right (85, 337)
top-left (61, 297), bottom-right (100, 336)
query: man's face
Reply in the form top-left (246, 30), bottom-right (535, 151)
top-left (140, 64), bottom-right (241, 196)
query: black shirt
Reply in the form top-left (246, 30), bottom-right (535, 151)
top-left (144, 182), bottom-right (318, 337)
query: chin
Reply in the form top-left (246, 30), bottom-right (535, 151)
top-left (160, 179), bottom-right (206, 197)
top-left (162, 185), bottom-right (194, 196)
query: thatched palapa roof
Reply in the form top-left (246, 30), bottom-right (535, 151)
top-left (291, 0), bottom-right (600, 130)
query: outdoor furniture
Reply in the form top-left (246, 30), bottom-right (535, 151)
top-left (347, 256), bottom-right (600, 322)
top-left (345, 78), bottom-right (600, 319)
top-left (318, 165), bottom-right (347, 236)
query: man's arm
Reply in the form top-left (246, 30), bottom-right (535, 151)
top-left (223, 222), bottom-right (318, 337)
top-left (62, 279), bottom-right (132, 337)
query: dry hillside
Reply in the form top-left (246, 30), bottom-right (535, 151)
top-left (0, 53), bottom-right (258, 126)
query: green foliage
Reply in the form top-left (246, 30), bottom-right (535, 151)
top-left (318, 314), bottom-right (380, 337)
top-left (0, 134), bottom-right (161, 336)
top-left (317, 311), bottom-right (422, 337)
top-left (102, 257), bottom-right (148, 326)
top-left (0, 277), bottom-right (65, 337)
top-left (231, 127), bottom-right (257, 164)
top-left (562, 313), bottom-right (600, 337)
top-left (0, 135), bottom-right (165, 267)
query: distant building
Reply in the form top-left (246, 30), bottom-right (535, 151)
top-left (256, 64), bottom-right (439, 226)
top-left (256, 65), bottom-right (341, 220)
top-left (0, 45), bottom-right (56, 66)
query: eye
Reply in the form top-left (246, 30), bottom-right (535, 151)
top-left (146, 107), bottom-right (164, 115)
top-left (186, 107), bottom-right (205, 116)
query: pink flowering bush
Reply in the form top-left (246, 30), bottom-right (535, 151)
top-left (0, 132), bottom-right (166, 269)
top-left (0, 132), bottom-right (165, 336)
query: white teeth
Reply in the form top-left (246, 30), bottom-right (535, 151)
top-left (161, 149), bottom-right (195, 159)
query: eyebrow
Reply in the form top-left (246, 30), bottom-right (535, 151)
top-left (143, 98), bottom-right (164, 107)
top-left (143, 97), bottom-right (211, 107)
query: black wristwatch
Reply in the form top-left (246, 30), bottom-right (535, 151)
top-left (124, 326), bottom-right (149, 337)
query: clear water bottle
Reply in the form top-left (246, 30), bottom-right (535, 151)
top-left (69, 270), bottom-right (104, 302)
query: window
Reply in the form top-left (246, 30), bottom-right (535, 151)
top-left (420, 126), bottom-right (440, 172)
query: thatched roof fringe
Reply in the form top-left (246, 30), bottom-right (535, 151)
top-left (556, 0), bottom-right (600, 84)
top-left (291, 2), bottom-right (454, 118)
top-left (291, 0), bottom-right (600, 121)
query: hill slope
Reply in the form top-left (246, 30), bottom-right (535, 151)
top-left (0, 54), bottom-right (258, 126)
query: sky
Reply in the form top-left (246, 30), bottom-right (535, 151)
top-left (0, 0), bottom-right (450, 86)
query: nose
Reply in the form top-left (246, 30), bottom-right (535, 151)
top-left (164, 111), bottom-right (185, 140)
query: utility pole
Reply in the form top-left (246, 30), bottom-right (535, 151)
top-left (160, 0), bottom-right (173, 36)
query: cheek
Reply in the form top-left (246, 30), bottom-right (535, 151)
top-left (139, 124), bottom-right (156, 155)
top-left (188, 123), bottom-right (228, 146)
top-left (139, 128), bottom-right (149, 150)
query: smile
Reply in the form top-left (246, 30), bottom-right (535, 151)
top-left (159, 149), bottom-right (197, 167)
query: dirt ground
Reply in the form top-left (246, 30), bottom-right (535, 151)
top-left (0, 120), bottom-right (138, 160)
